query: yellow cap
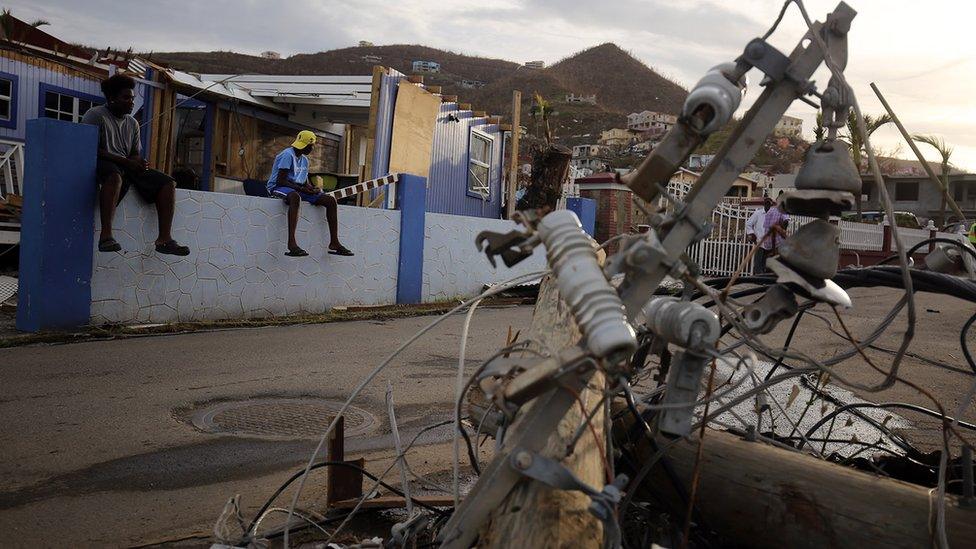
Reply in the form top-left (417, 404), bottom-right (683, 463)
top-left (291, 130), bottom-right (317, 149)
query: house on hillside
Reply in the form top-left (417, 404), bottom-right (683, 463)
top-left (524, 60), bottom-right (545, 69)
top-left (571, 144), bottom-right (607, 173)
top-left (673, 168), bottom-right (759, 198)
top-left (460, 79), bottom-right (485, 89)
top-left (412, 60), bottom-right (440, 73)
top-left (774, 115), bottom-right (803, 138)
top-left (565, 93), bottom-right (596, 105)
top-left (627, 110), bottom-right (676, 133)
top-left (599, 128), bottom-right (637, 146)
top-left (687, 154), bottom-right (715, 171)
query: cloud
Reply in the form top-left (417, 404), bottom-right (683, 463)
top-left (6, 0), bottom-right (976, 169)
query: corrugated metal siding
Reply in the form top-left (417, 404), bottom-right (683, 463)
top-left (425, 102), bottom-right (503, 218)
top-left (0, 54), bottom-right (148, 142)
top-left (369, 68), bottom-right (403, 180)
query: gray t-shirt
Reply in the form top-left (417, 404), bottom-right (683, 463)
top-left (81, 105), bottom-right (141, 158)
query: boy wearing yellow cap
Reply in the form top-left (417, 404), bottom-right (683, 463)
top-left (267, 130), bottom-right (353, 257)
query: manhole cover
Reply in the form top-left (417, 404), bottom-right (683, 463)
top-left (190, 398), bottom-right (376, 440)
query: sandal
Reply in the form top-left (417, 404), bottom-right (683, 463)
top-left (98, 237), bottom-right (122, 252)
top-left (155, 240), bottom-right (190, 256)
top-left (328, 245), bottom-right (354, 257)
top-left (285, 246), bottom-right (309, 257)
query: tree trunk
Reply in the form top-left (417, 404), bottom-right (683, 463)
top-left (516, 144), bottom-right (571, 213)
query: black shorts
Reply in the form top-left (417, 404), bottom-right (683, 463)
top-left (96, 158), bottom-right (173, 204)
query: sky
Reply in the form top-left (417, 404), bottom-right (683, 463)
top-left (17, 0), bottom-right (976, 170)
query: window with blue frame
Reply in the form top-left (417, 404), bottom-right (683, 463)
top-left (0, 72), bottom-right (17, 129)
top-left (468, 128), bottom-right (493, 199)
top-left (41, 85), bottom-right (102, 123)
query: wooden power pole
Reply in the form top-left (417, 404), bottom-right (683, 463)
top-left (506, 90), bottom-right (522, 219)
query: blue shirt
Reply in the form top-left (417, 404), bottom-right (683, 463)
top-left (266, 147), bottom-right (309, 192)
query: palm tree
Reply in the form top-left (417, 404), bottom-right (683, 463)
top-left (1, 9), bottom-right (52, 42)
top-left (912, 134), bottom-right (954, 226)
top-left (844, 111), bottom-right (891, 172)
top-left (529, 92), bottom-right (554, 144)
top-left (813, 111), bottom-right (825, 142)
top-left (843, 111), bottom-right (891, 219)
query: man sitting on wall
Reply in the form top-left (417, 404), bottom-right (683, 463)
top-left (83, 74), bottom-right (189, 255)
top-left (267, 130), bottom-right (353, 257)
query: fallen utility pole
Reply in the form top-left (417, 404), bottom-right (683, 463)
top-left (629, 428), bottom-right (976, 548)
top-left (474, 276), bottom-right (607, 548)
top-left (870, 82), bottom-right (967, 223)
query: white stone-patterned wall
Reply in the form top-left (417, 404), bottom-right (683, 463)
top-left (422, 212), bottom-right (547, 301)
top-left (90, 190), bottom-right (401, 324)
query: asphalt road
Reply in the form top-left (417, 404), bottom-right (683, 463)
top-left (0, 287), bottom-right (973, 547)
top-left (0, 305), bottom-right (534, 547)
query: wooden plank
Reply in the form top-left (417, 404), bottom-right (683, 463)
top-left (442, 95), bottom-right (458, 103)
top-left (362, 65), bottom-right (386, 183)
top-left (407, 75), bottom-right (424, 84)
top-left (459, 103), bottom-right (472, 111)
top-left (426, 85), bottom-right (442, 94)
top-left (387, 81), bottom-right (440, 178)
top-left (506, 90), bottom-right (522, 218)
top-left (630, 428), bottom-right (976, 548)
top-left (473, 111), bottom-right (487, 118)
top-left (488, 116), bottom-right (502, 125)
top-left (499, 123), bottom-right (513, 132)
top-left (478, 275), bottom-right (605, 549)
top-left (331, 495), bottom-right (455, 510)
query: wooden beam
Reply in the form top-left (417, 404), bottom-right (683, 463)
top-left (473, 110), bottom-right (487, 118)
top-left (629, 427), bottom-right (976, 548)
top-left (499, 123), bottom-right (513, 132)
top-left (458, 103), bottom-right (472, 111)
top-left (478, 276), bottom-right (605, 549)
top-left (362, 65), bottom-right (386, 183)
top-left (506, 90), bottom-right (522, 218)
top-left (407, 75), bottom-right (424, 84)
top-left (426, 85), bottom-right (442, 94)
top-left (442, 95), bottom-right (458, 103)
top-left (488, 116), bottom-right (502, 125)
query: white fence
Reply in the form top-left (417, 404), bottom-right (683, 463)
top-left (662, 179), bottom-right (958, 277)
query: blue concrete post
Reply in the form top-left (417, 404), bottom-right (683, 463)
top-left (395, 174), bottom-right (427, 304)
top-left (567, 197), bottom-right (597, 236)
top-left (16, 119), bottom-right (98, 331)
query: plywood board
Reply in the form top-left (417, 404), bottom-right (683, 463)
top-left (388, 81), bottom-right (440, 179)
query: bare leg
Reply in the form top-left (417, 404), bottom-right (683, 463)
top-left (287, 192), bottom-right (301, 250)
top-left (99, 174), bottom-right (122, 241)
top-left (154, 181), bottom-right (176, 245)
top-left (314, 194), bottom-right (342, 249)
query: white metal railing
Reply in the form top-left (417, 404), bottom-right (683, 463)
top-left (659, 176), bottom-right (931, 276)
top-left (0, 139), bottom-right (24, 199)
top-left (839, 220), bottom-right (884, 251)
